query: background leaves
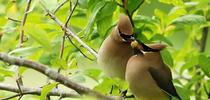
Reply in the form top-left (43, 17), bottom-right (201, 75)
top-left (0, 0), bottom-right (210, 99)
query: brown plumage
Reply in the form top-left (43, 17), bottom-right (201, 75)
top-left (125, 41), bottom-right (181, 100)
top-left (97, 14), bottom-right (134, 79)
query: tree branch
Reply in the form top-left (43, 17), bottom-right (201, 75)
top-left (60, 0), bottom-right (78, 59)
top-left (39, 1), bottom-right (98, 58)
top-left (0, 53), bottom-right (115, 100)
top-left (0, 83), bottom-right (79, 100)
top-left (18, 0), bottom-right (32, 48)
top-left (7, 17), bottom-right (21, 23)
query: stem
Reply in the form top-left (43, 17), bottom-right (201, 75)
top-left (195, 25), bottom-right (209, 100)
top-left (19, 0), bottom-right (32, 47)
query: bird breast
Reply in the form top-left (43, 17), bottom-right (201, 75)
top-left (97, 35), bottom-right (133, 79)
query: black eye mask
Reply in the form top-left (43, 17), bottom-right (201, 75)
top-left (118, 28), bottom-right (159, 52)
top-left (118, 29), bottom-right (135, 42)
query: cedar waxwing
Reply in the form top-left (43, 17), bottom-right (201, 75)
top-left (125, 40), bottom-right (181, 100)
top-left (97, 14), bottom-right (135, 79)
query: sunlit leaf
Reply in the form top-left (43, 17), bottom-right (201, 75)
top-left (150, 34), bottom-right (173, 46)
top-left (168, 7), bottom-right (187, 22)
top-left (84, 1), bottom-right (106, 36)
top-left (159, 0), bottom-right (184, 6)
top-left (25, 24), bottom-right (51, 49)
top-left (8, 46), bottom-right (40, 57)
top-left (181, 55), bottom-right (198, 74)
top-left (84, 69), bottom-right (101, 82)
top-left (94, 77), bottom-right (114, 94)
top-left (0, 67), bottom-right (14, 77)
top-left (134, 15), bottom-right (157, 25)
top-left (41, 82), bottom-right (58, 100)
top-left (171, 15), bottom-right (206, 25)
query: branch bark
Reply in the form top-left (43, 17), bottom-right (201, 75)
top-left (0, 83), bottom-right (79, 99)
top-left (0, 53), bottom-right (115, 100)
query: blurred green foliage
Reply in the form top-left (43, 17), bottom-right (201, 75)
top-left (0, 0), bottom-right (210, 100)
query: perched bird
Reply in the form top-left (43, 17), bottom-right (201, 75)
top-left (97, 14), bottom-right (135, 79)
top-left (125, 40), bottom-right (181, 100)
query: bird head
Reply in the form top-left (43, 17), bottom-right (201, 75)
top-left (130, 40), bottom-right (167, 54)
top-left (117, 14), bottom-right (135, 42)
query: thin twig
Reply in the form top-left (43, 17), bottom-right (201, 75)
top-left (7, 17), bottom-right (21, 23)
top-left (54, 0), bottom-right (69, 14)
top-left (0, 83), bottom-right (79, 100)
top-left (16, 79), bottom-right (23, 100)
top-left (18, 0), bottom-right (32, 48)
top-left (0, 53), bottom-right (115, 100)
top-left (59, 35), bottom-right (66, 59)
top-left (65, 0), bottom-right (78, 27)
top-left (60, 0), bottom-right (78, 59)
top-left (121, 0), bottom-right (134, 27)
top-left (40, 1), bottom-right (98, 58)
top-left (62, 0), bottom-right (93, 61)
top-left (67, 36), bottom-right (94, 61)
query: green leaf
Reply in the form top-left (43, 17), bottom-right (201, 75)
top-left (0, 67), bottom-right (14, 77)
top-left (134, 15), bottom-right (157, 25)
top-left (97, 16), bottom-right (113, 38)
top-left (94, 77), bottom-right (114, 94)
top-left (199, 54), bottom-right (210, 78)
top-left (8, 46), bottom-right (40, 57)
top-left (168, 7), bottom-right (187, 22)
top-left (84, 1), bottom-right (106, 36)
top-left (40, 82), bottom-right (58, 100)
top-left (96, 1), bottom-right (117, 20)
top-left (154, 9), bottom-right (166, 21)
top-left (171, 15), bottom-right (206, 25)
top-left (127, 0), bottom-right (144, 15)
top-left (150, 34), bottom-right (173, 46)
top-left (84, 69), bottom-right (102, 82)
top-left (175, 86), bottom-right (190, 100)
top-left (25, 24), bottom-right (51, 49)
top-left (159, 0), bottom-right (184, 6)
top-left (161, 49), bottom-right (174, 67)
top-left (181, 55), bottom-right (199, 74)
